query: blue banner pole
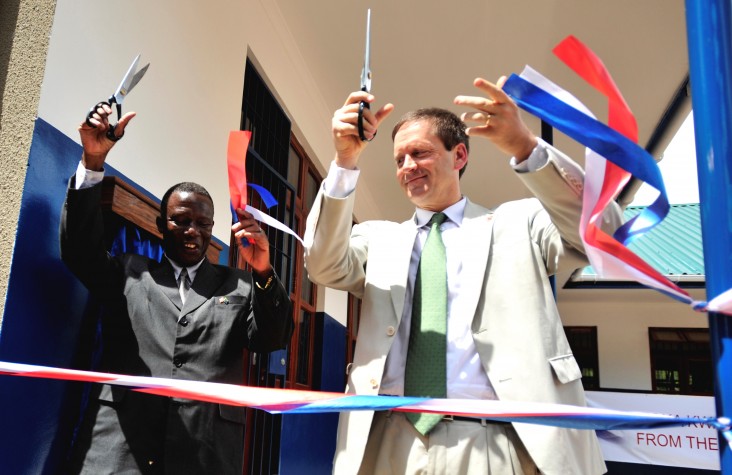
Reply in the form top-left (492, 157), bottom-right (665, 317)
top-left (685, 1), bottom-right (732, 471)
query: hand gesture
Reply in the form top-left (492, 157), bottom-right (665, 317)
top-left (454, 77), bottom-right (537, 162)
top-left (231, 208), bottom-right (272, 276)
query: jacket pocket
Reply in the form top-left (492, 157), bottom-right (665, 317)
top-left (548, 354), bottom-right (582, 384)
top-left (218, 404), bottom-right (247, 424)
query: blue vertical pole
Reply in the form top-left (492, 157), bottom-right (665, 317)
top-left (685, 1), bottom-right (732, 472)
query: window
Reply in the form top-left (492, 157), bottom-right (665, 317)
top-left (235, 59), bottom-right (323, 475)
top-left (649, 327), bottom-right (712, 395)
top-left (286, 138), bottom-right (321, 389)
top-left (564, 326), bottom-right (600, 390)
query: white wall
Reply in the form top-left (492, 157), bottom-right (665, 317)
top-left (39, 0), bottom-right (335, 243)
top-left (558, 286), bottom-right (708, 390)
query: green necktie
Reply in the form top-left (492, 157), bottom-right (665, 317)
top-left (405, 212), bottom-right (447, 435)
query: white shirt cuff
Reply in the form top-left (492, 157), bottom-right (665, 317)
top-left (322, 161), bottom-right (360, 198)
top-left (510, 138), bottom-right (549, 173)
top-left (74, 161), bottom-right (105, 190)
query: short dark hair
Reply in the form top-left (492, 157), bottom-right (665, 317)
top-left (159, 182), bottom-right (213, 221)
top-left (391, 108), bottom-right (470, 177)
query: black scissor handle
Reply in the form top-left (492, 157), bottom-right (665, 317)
top-left (84, 100), bottom-right (123, 142)
top-left (85, 101), bottom-right (111, 127)
top-left (106, 124), bottom-right (123, 142)
top-left (357, 100), bottom-right (376, 142)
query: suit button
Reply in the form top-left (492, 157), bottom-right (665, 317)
top-left (386, 326), bottom-right (396, 336)
top-left (173, 358), bottom-right (184, 368)
top-left (180, 318), bottom-right (188, 327)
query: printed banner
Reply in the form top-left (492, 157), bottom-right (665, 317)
top-left (587, 391), bottom-right (719, 470)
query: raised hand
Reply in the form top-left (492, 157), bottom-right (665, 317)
top-left (454, 77), bottom-right (537, 162)
top-left (332, 91), bottom-right (394, 170)
top-left (78, 101), bottom-right (136, 170)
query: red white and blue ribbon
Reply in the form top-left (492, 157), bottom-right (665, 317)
top-left (0, 361), bottom-right (726, 433)
top-left (226, 130), bottom-right (303, 245)
top-left (502, 35), bottom-right (732, 315)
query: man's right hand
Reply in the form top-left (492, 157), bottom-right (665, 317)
top-left (78, 102), bottom-right (136, 171)
top-left (331, 91), bottom-right (393, 170)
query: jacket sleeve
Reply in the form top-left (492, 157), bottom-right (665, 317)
top-left (59, 177), bottom-right (125, 299)
top-left (247, 275), bottom-right (293, 352)
top-left (302, 188), bottom-right (370, 298)
top-left (516, 143), bottom-right (624, 267)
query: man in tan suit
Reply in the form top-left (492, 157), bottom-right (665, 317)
top-left (304, 77), bottom-right (620, 475)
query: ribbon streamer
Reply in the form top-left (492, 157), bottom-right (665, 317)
top-left (502, 35), bottom-right (732, 315)
top-left (227, 131), bottom-right (251, 212)
top-left (245, 204), bottom-right (303, 245)
top-left (0, 361), bottom-right (723, 433)
top-left (227, 131), bottom-right (300, 245)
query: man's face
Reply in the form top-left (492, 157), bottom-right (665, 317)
top-left (159, 191), bottom-right (214, 267)
top-left (393, 119), bottom-right (467, 211)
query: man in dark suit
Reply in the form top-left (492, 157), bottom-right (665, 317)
top-left (60, 102), bottom-right (293, 474)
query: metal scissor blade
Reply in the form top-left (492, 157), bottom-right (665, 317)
top-left (126, 63), bottom-right (150, 94)
top-left (112, 54), bottom-right (148, 104)
top-left (360, 8), bottom-right (372, 93)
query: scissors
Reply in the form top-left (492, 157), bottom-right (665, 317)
top-left (357, 9), bottom-right (373, 142)
top-left (86, 54), bottom-right (150, 141)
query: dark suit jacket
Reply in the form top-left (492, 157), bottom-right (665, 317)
top-left (60, 179), bottom-right (293, 475)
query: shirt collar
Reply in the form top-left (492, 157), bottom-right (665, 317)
top-left (414, 197), bottom-right (466, 228)
top-left (166, 255), bottom-right (205, 282)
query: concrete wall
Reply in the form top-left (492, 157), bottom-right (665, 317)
top-left (0, 0), bottom-right (57, 326)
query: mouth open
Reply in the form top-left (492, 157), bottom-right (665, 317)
top-left (182, 242), bottom-right (200, 253)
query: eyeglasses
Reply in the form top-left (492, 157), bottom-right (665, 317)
top-left (167, 217), bottom-right (214, 231)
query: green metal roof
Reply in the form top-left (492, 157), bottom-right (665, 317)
top-left (577, 203), bottom-right (704, 281)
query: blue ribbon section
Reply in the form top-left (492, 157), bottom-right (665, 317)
top-left (267, 395), bottom-right (429, 414)
top-left (503, 74), bottom-right (669, 245)
top-left (263, 393), bottom-right (720, 431)
top-left (249, 183), bottom-right (278, 209)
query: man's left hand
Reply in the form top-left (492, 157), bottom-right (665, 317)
top-left (454, 76), bottom-right (537, 163)
top-left (231, 208), bottom-right (272, 275)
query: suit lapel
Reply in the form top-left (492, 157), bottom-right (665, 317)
top-left (181, 259), bottom-right (223, 316)
top-left (151, 259), bottom-right (183, 310)
top-left (389, 218), bottom-right (419, 321)
top-left (461, 199), bottom-right (494, 323)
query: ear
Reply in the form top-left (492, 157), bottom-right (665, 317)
top-left (156, 216), bottom-right (165, 234)
top-left (453, 143), bottom-right (468, 171)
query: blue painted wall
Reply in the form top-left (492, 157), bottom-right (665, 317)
top-left (278, 312), bottom-right (346, 475)
top-left (0, 118), bottom-right (227, 474)
top-left (0, 118), bottom-right (92, 474)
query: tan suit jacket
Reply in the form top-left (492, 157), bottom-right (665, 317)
top-left (304, 146), bottom-right (619, 475)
